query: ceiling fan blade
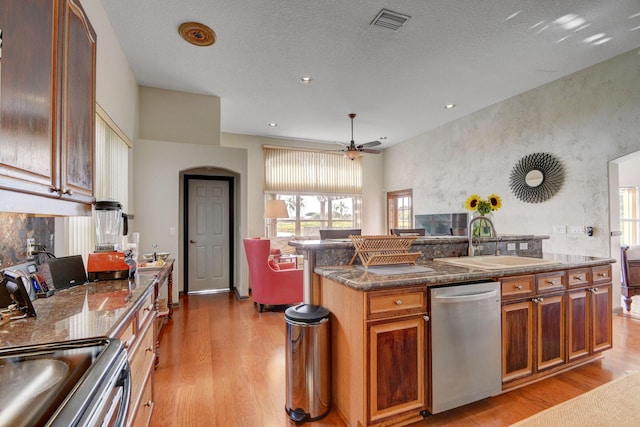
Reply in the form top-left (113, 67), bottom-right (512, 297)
top-left (359, 140), bottom-right (382, 148)
top-left (361, 148), bottom-right (381, 154)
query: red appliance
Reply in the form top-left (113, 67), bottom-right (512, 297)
top-left (87, 251), bottom-right (133, 281)
top-left (88, 200), bottom-right (135, 281)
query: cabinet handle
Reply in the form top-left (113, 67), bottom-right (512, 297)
top-left (538, 297), bottom-right (544, 302)
top-left (545, 279), bottom-right (558, 285)
top-left (145, 346), bottom-right (154, 352)
top-left (423, 315), bottom-right (430, 322)
top-left (144, 400), bottom-right (154, 408)
top-left (515, 284), bottom-right (523, 290)
top-left (49, 186), bottom-right (61, 194)
top-left (62, 188), bottom-right (74, 196)
top-left (597, 272), bottom-right (608, 278)
top-left (590, 287), bottom-right (599, 293)
top-left (395, 299), bottom-right (402, 305)
top-left (573, 276), bottom-right (583, 280)
top-left (190, 240), bottom-right (197, 244)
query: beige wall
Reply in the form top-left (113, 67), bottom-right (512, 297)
top-left (139, 87), bottom-right (221, 145)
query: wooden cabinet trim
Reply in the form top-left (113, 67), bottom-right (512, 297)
top-left (536, 271), bottom-right (565, 294)
top-left (501, 275), bottom-right (534, 299)
top-left (366, 287), bottom-right (426, 320)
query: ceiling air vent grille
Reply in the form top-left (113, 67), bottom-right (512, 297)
top-left (370, 9), bottom-right (411, 31)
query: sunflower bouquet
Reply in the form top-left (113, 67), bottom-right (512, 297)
top-left (464, 193), bottom-right (502, 237)
top-left (464, 193), bottom-right (502, 215)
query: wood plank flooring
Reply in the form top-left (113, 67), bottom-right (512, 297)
top-left (151, 293), bottom-right (640, 426)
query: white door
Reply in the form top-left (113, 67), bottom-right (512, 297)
top-left (188, 179), bottom-right (230, 293)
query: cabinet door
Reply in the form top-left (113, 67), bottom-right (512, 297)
top-left (591, 284), bottom-right (612, 353)
top-left (60, 0), bottom-right (95, 202)
top-left (0, 0), bottom-right (58, 196)
top-left (502, 300), bottom-right (534, 382)
top-left (567, 289), bottom-right (590, 361)
top-left (368, 317), bottom-right (426, 423)
top-left (536, 294), bottom-right (565, 371)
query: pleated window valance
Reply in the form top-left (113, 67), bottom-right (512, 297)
top-left (263, 146), bottom-right (362, 195)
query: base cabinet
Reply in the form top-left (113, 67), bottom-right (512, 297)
top-left (368, 316), bottom-right (425, 423)
top-left (502, 265), bottom-right (612, 390)
top-left (117, 290), bottom-right (156, 427)
top-left (320, 278), bottom-right (427, 427)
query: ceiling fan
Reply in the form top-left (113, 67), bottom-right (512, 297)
top-left (339, 113), bottom-right (382, 160)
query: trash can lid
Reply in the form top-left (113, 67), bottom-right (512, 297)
top-left (285, 304), bottom-right (330, 323)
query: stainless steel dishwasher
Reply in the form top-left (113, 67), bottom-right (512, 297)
top-left (429, 281), bottom-right (502, 414)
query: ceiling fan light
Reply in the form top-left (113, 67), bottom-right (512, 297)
top-left (345, 150), bottom-right (362, 160)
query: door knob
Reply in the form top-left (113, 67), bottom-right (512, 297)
top-left (190, 240), bottom-right (197, 244)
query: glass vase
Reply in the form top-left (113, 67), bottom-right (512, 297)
top-left (471, 212), bottom-right (494, 237)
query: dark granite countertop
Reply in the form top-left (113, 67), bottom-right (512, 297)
top-left (289, 234), bottom-right (550, 249)
top-left (0, 274), bottom-right (157, 349)
top-left (314, 253), bottom-right (615, 291)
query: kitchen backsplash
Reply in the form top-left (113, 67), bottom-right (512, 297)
top-left (0, 212), bottom-right (55, 267)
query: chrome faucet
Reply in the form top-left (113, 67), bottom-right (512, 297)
top-left (468, 216), bottom-right (498, 257)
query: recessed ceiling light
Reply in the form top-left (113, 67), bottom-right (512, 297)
top-left (268, 123), bottom-right (278, 127)
top-left (299, 76), bottom-right (313, 84)
top-left (444, 104), bottom-right (456, 109)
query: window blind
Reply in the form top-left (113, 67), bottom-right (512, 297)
top-left (263, 146), bottom-right (362, 195)
top-left (65, 113), bottom-right (130, 257)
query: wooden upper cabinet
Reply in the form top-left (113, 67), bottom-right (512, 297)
top-left (0, 0), bottom-right (95, 204)
top-left (61, 0), bottom-right (95, 202)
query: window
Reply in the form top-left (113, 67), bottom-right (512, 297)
top-left (269, 194), bottom-right (361, 237)
top-left (620, 186), bottom-right (639, 245)
top-left (387, 189), bottom-right (413, 232)
top-left (263, 146), bottom-right (362, 237)
top-left (64, 108), bottom-right (131, 258)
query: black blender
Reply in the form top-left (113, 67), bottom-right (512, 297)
top-left (87, 200), bottom-right (136, 281)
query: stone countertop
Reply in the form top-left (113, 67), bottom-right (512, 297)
top-left (289, 234), bottom-right (550, 249)
top-left (0, 274), bottom-right (157, 349)
top-left (314, 253), bottom-right (615, 291)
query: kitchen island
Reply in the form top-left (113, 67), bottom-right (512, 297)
top-left (0, 260), bottom-right (174, 427)
top-left (307, 248), bottom-right (614, 427)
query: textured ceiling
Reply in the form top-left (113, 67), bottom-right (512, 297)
top-left (101, 0), bottom-right (640, 148)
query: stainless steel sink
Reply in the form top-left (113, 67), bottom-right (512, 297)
top-left (434, 255), bottom-right (560, 270)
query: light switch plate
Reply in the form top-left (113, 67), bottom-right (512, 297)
top-left (570, 225), bottom-right (585, 234)
top-left (553, 225), bottom-right (567, 234)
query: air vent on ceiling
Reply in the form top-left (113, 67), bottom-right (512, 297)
top-left (370, 9), bottom-right (411, 31)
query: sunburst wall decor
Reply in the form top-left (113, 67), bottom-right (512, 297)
top-left (509, 152), bottom-right (564, 203)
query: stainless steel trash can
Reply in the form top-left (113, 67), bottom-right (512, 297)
top-left (285, 304), bottom-right (331, 423)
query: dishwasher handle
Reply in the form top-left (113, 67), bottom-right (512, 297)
top-left (433, 289), bottom-right (498, 304)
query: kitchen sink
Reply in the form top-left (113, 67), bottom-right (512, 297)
top-left (434, 255), bottom-right (560, 270)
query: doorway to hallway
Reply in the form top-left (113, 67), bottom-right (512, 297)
top-left (184, 175), bottom-right (235, 294)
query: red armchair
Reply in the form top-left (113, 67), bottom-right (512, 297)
top-left (243, 238), bottom-right (303, 312)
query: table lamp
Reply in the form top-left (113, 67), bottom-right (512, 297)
top-left (264, 199), bottom-right (289, 237)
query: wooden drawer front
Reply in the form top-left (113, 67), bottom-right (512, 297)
top-left (501, 275), bottom-right (534, 298)
top-left (129, 322), bottom-right (155, 420)
top-left (132, 373), bottom-right (154, 427)
top-left (367, 289), bottom-right (426, 319)
top-left (592, 265), bottom-right (612, 284)
top-left (138, 292), bottom-right (156, 329)
top-left (567, 268), bottom-right (590, 289)
top-left (117, 317), bottom-right (136, 356)
top-left (536, 272), bottom-right (565, 293)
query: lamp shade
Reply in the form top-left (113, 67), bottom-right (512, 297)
top-left (264, 199), bottom-right (289, 218)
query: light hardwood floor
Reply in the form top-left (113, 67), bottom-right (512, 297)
top-left (151, 293), bottom-right (640, 426)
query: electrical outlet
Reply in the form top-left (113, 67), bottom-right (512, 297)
top-left (519, 242), bottom-right (529, 250)
top-left (507, 243), bottom-right (516, 251)
top-left (570, 225), bottom-right (585, 234)
top-left (26, 238), bottom-right (35, 258)
top-left (553, 225), bottom-right (567, 234)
